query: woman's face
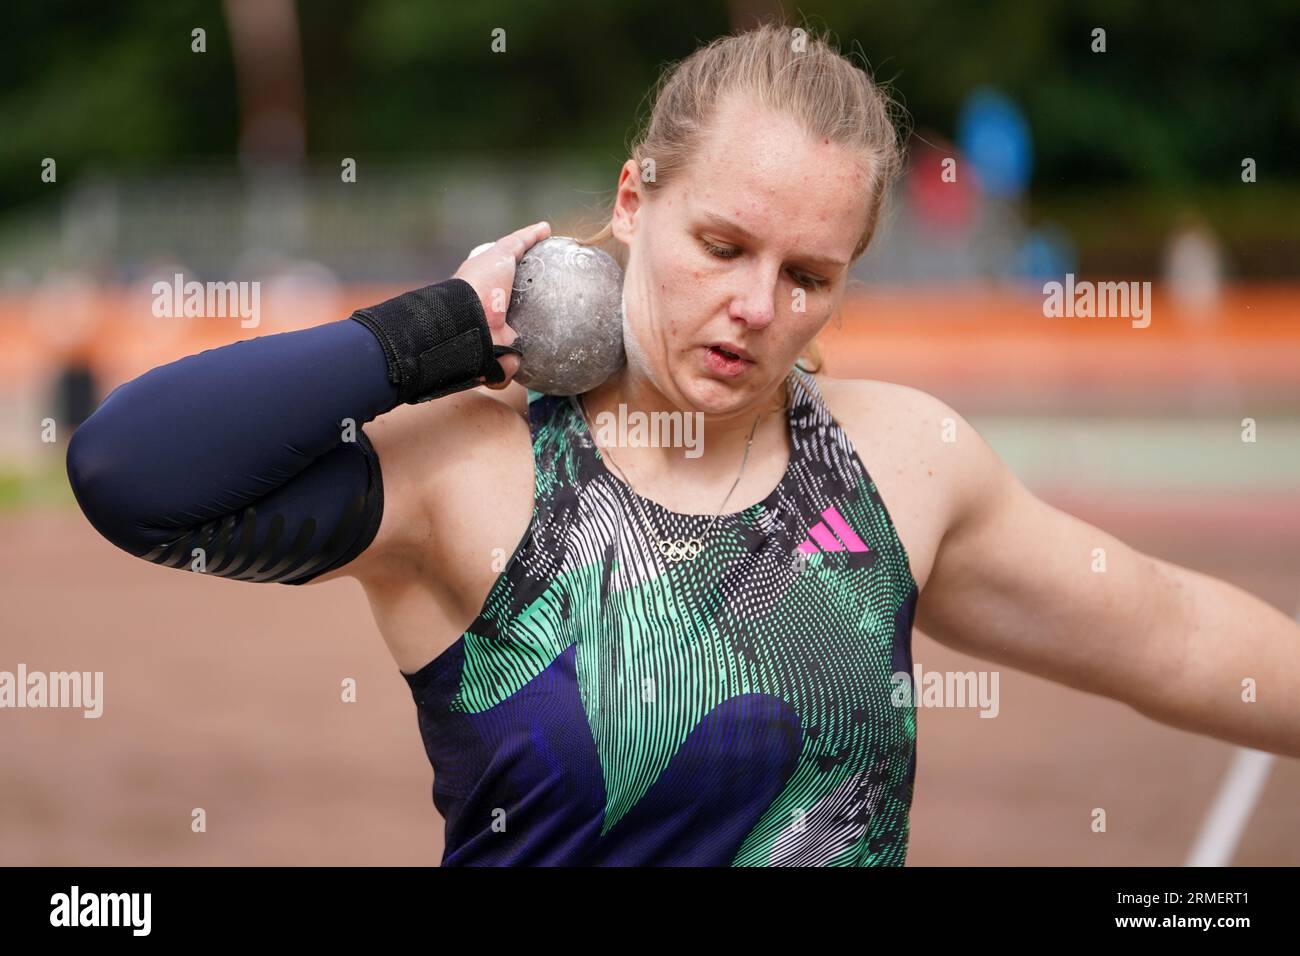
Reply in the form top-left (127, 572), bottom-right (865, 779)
top-left (612, 93), bottom-right (874, 415)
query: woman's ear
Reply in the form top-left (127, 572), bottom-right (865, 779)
top-left (611, 159), bottom-right (643, 244)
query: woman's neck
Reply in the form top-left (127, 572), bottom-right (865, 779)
top-left (579, 365), bottom-right (790, 490)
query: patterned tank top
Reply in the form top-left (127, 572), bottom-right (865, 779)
top-left (401, 368), bottom-right (919, 866)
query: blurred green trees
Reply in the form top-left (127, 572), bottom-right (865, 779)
top-left (2, 0), bottom-right (1296, 271)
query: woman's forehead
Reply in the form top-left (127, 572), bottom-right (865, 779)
top-left (698, 95), bottom-right (866, 174)
top-left (672, 141), bottom-right (869, 260)
top-left (674, 99), bottom-right (870, 227)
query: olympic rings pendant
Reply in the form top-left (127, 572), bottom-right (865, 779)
top-left (657, 537), bottom-right (705, 562)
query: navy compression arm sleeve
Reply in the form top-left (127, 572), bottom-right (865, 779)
top-left (65, 278), bottom-right (510, 584)
top-left (66, 318), bottom-right (396, 584)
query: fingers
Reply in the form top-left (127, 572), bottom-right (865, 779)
top-left (497, 353), bottom-right (522, 382)
top-left (493, 340), bottom-right (521, 383)
top-left (461, 221), bottom-right (550, 273)
top-left (511, 220), bottom-right (551, 248)
top-left (454, 221), bottom-right (549, 359)
top-left (477, 353), bottom-right (521, 388)
top-left (493, 221), bottom-right (551, 263)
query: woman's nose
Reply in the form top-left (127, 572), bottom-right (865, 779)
top-left (729, 261), bottom-right (780, 329)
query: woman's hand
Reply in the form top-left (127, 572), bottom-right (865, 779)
top-left (454, 220), bottom-right (551, 389)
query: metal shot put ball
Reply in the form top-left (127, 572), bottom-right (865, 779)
top-left (467, 235), bottom-right (626, 395)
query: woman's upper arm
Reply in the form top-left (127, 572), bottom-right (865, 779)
top-left (913, 401), bottom-right (1174, 703)
top-left (302, 392), bottom-right (480, 587)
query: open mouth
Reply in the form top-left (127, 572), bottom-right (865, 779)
top-left (704, 345), bottom-right (754, 376)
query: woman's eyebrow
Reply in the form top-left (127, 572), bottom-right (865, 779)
top-left (699, 211), bottom-right (847, 269)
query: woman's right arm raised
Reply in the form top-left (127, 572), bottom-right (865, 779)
top-left (65, 221), bottom-right (550, 591)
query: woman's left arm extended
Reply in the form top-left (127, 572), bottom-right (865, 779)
top-left (915, 405), bottom-right (1300, 758)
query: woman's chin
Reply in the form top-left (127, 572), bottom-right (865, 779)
top-left (675, 370), bottom-right (763, 415)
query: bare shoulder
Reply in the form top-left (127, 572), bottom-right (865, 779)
top-left (471, 380), bottom-right (530, 418)
top-left (812, 374), bottom-right (969, 479)
top-left (309, 386), bottom-right (533, 594)
top-left (814, 374), bottom-right (952, 424)
top-left (809, 374), bottom-right (997, 590)
top-left (304, 387), bottom-right (535, 674)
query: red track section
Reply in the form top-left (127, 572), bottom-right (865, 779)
top-left (820, 285), bottom-right (1300, 408)
top-left (2, 284), bottom-right (1297, 404)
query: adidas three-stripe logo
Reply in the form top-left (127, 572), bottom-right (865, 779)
top-left (796, 505), bottom-right (869, 554)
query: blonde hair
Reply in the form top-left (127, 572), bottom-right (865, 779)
top-left (577, 19), bottom-right (907, 376)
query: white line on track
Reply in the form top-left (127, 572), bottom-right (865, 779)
top-left (1183, 605), bottom-right (1295, 867)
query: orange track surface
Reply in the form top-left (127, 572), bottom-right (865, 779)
top-left (2, 284), bottom-right (1297, 400)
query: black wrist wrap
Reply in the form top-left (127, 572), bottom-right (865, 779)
top-left (348, 277), bottom-right (521, 404)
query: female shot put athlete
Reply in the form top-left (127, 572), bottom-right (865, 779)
top-left (66, 24), bottom-right (1299, 866)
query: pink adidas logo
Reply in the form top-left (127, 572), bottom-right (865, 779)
top-left (797, 506), bottom-right (870, 554)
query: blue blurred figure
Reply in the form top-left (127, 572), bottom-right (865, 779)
top-left (957, 88), bottom-right (1033, 200)
top-left (1016, 225), bottom-right (1077, 290)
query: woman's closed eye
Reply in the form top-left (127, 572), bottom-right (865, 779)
top-left (699, 237), bottom-right (829, 290)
